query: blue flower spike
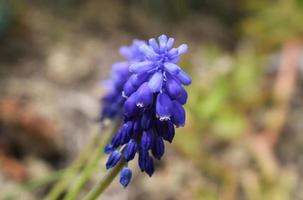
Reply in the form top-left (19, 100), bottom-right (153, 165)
top-left (103, 34), bottom-right (191, 187)
top-left (100, 40), bottom-right (146, 121)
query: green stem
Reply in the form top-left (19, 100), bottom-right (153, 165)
top-left (82, 159), bottom-right (125, 200)
top-left (62, 141), bottom-right (104, 200)
top-left (23, 170), bottom-right (64, 191)
top-left (44, 129), bottom-right (102, 200)
top-left (63, 119), bottom-right (122, 200)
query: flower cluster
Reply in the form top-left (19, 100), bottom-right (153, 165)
top-left (103, 35), bottom-right (191, 187)
top-left (100, 40), bottom-right (146, 121)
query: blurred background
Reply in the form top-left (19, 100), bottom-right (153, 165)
top-left (1, 0), bottom-right (303, 199)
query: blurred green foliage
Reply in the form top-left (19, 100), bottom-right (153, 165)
top-left (243, 0), bottom-right (303, 50)
top-left (171, 0), bottom-right (303, 198)
top-left (142, 0), bottom-right (242, 25)
top-left (185, 47), bottom-right (263, 141)
top-left (0, 0), bottom-right (13, 35)
top-left (174, 44), bottom-right (296, 199)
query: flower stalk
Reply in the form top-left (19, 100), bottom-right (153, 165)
top-left (63, 119), bottom-right (122, 200)
top-left (44, 129), bottom-right (102, 200)
top-left (82, 158), bottom-right (125, 200)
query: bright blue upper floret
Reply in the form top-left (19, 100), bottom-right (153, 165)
top-left (104, 34), bottom-right (191, 187)
top-left (100, 40), bottom-right (146, 121)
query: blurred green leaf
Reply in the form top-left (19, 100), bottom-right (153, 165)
top-left (242, 0), bottom-right (303, 50)
top-left (212, 110), bottom-right (246, 139)
top-left (197, 82), bottom-right (228, 120)
top-left (0, 0), bottom-right (13, 34)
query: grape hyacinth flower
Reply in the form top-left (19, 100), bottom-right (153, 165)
top-left (100, 40), bottom-right (146, 121)
top-left (104, 34), bottom-right (191, 187)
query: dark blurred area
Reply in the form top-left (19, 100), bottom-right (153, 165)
top-left (1, 0), bottom-right (303, 199)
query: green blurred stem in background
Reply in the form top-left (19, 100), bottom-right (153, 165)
top-left (63, 120), bottom-right (121, 200)
top-left (23, 170), bottom-right (64, 191)
top-left (43, 129), bottom-right (103, 200)
top-left (62, 146), bottom-right (102, 200)
top-left (43, 119), bottom-right (121, 200)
